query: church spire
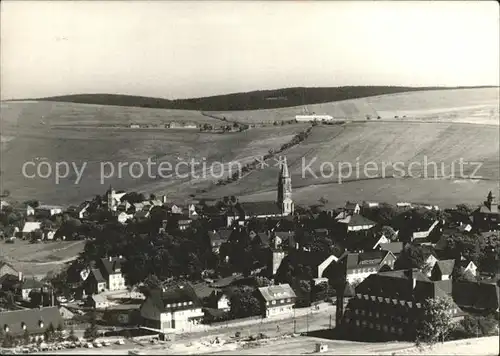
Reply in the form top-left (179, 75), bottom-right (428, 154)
top-left (277, 156), bottom-right (293, 215)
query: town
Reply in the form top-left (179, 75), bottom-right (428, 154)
top-left (0, 159), bottom-right (498, 354)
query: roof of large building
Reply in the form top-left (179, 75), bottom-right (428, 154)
top-left (453, 280), bottom-right (500, 312)
top-left (379, 242), bottom-right (404, 255)
top-left (337, 214), bottom-right (376, 227)
top-left (147, 285), bottom-right (202, 312)
top-left (100, 256), bottom-right (125, 276)
top-left (258, 284), bottom-right (296, 302)
top-left (236, 201), bottom-right (282, 216)
top-left (0, 307), bottom-right (63, 337)
top-left (342, 250), bottom-right (392, 269)
top-left (356, 269), bottom-right (452, 302)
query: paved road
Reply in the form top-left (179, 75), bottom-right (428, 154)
top-left (177, 303), bottom-right (337, 343)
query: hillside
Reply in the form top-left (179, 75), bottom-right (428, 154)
top-left (1, 87), bottom-right (498, 207)
top-left (206, 121), bottom-right (499, 208)
top-left (208, 87), bottom-right (499, 123)
top-left (14, 86), bottom-right (496, 111)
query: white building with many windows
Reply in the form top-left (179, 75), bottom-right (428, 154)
top-left (257, 284), bottom-right (296, 318)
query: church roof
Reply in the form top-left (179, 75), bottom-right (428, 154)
top-left (237, 202), bottom-right (282, 216)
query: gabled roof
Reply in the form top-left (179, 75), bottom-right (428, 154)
top-left (453, 280), bottom-right (500, 312)
top-left (379, 242), bottom-right (404, 255)
top-left (100, 256), bottom-right (125, 276)
top-left (258, 284), bottom-right (296, 302)
top-left (210, 274), bottom-right (244, 288)
top-left (22, 221), bottom-right (41, 233)
top-left (434, 259), bottom-right (455, 276)
top-left (22, 278), bottom-right (44, 290)
top-left (337, 214), bottom-right (376, 227)
top-left (343, 250), bottom-right (392, 269)
top-left (208, 229), bottom-right (233, 245)
top-left (0, 307), bottom-right (63, 337)
top-left (91, 268), bottom-right (106, 283)
top-left (237, 201), bottom-right (282, 216)
top-left (148, 285), bottom-right (202, 311)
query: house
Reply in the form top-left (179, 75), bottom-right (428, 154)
top-left (140, 285), bottom-right (204, 332)
top-left (0, 307), bottom-right (63, 339)
top-left (329, 250), bottom-right (397, 285)
top-left (459, 260), bottom-right (478, 277)
top-left (166, 203), bottom-right (184, 215)
top-left (85, 268), bottom-right (107, 295)
top-left (336, 213), bottom-right (376, 232)
top-left (103, 302), bottom-right (142, 325)
top-left (281, 250), bottom-right (340, 279)
top-left (43, 229), bottom-right (57, 241)
top-left (257, 284), bottom-right (296, 318)
top-left (135, 210), bottom-right (151, 220)
top-left (22, 221), bottom-right (41, 237)
top-left (20, 277), bottom-right (44, 300)
top-left (117, 212), bottom-right (133, 224)
top-left (0, 261), bottom-right (18, 279)
top-left (35, 205), bottom-right (63, 217)
top-left (208, 229), bottom-right (233, 254)
top-left (0, 200), bottom-right (10, 211)
top-left (100, 256), bottom-right (126, 291)
top-left (177, 216), bottom-right (192, 231)
top-left (90, 294), bottom-right (109, 309)
top-left (342, 269), bottom-right (463, 340)
top-left (58, 306), bottom-right (75, 320)
top-left (472, 191), bottom-right (500, 231)
top-left (206, 290), bottom-right (230, 311)
top-left (431, 259), bottom-right (455, 281)
top-left (378, 242), bottom-right (404, 257)
top-left (26, 205), bottom-right (35, 216)
top-left (188, 204), bottom-right (198, 218)
top-left (67, 202), bottom-right (90, 219)
top-left (412, 220), bottom-right (440, 242)
top-left (422, 247), bottom-right (439, 276)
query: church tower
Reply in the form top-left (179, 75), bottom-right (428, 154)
top-left (277, 157), bottom-right (293, 215)
top-left (107, 185), bottom-right (117, 212)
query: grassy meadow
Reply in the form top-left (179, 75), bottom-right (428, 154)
top-left (1, 87), bottom-right (498, 208)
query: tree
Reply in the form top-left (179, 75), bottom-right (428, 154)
top-left (381, 225), bottom-right (397, 241)
top-left (44, 322), bottom-right (55, 342)
top-left (229, 286), bottom-right (262, 318)
top-left (394, 244), bottom-right (425, 270)
top-left (84, 312), bottom-right (99, 341)
top-left (56, 322), bottom-right (64, 341)
top-left (68, 326), bottom-right (78, 342)
top-left (23, 329), bottom-right (30, 345)
top-left (318, 196), bottom-right (329, 205)
top-left (417, 297), bottom-right (455, 344)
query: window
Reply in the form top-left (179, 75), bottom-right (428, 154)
top-left (183, 302), bottom-right (187, 306)
top-left (21, 322), bottom-right (26, 330)
top-left (286, 298), bottom-right (291, 303)
top-left (4, 324), bottom-right (9, 332)
top-left (272, 300), bottom-right (276, 305)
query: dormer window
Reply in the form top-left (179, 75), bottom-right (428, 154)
top-left (21, 322), bottom-right (27, 330)
top-left (39, 320), bottom-right (44, 328)
top-left (183, 302), bottom-right (187, 306)
top-left (188, 301), bottom-right (193, 305)
top-left (4, 324), bottom-right (9, 332)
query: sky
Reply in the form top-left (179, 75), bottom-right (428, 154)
top-left (1, 1), bottom-right (499, 100)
